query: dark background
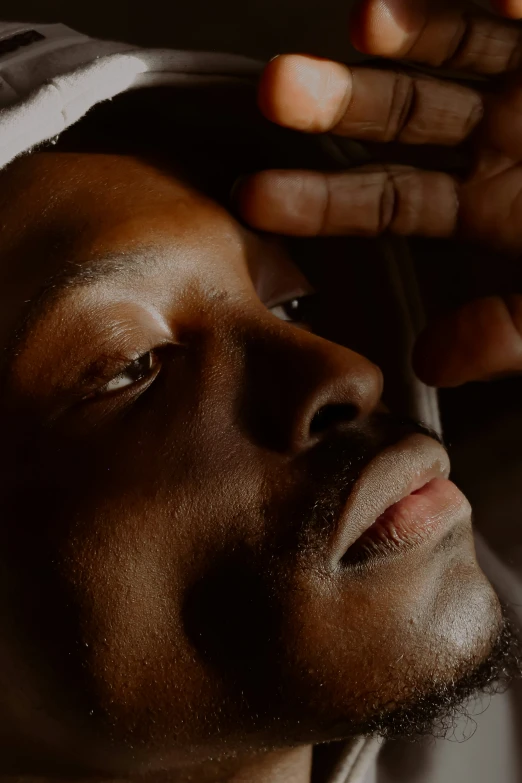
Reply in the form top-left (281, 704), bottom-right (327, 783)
top-left (0, 0), bottom-right (363, 60)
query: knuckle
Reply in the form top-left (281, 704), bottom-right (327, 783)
top-left (379, 173), bottom-right (398, 233)
top-left (449, 13), bottom-right (522, 73)
top-left (463, 93), bottom-right (484, 136)
top-left (388, 171), bottom-right (420, 234)
top-left (384, 73), bottom-right (416, 142)
top-left (318, 174), bottom-right (333, 236)
top-left (383, 171), bottom-right (459, 237)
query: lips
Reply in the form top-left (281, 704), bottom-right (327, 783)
top-left (329, 434), bottom-right (471, 568)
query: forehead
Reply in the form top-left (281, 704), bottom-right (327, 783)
top-left (0, 151), bottom-right (297, 351)
top-left (0, 150), bottom-right (233, 269)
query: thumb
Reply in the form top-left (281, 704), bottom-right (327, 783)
top-left (413, 296), bottom-right (522, 387)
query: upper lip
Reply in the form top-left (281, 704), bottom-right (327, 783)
top-left (329, 433), bottom-right (451, 566)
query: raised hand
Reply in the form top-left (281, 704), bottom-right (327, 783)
top-left (237, 1), bottom-right (522, 386)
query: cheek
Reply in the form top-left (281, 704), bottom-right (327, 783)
top-left (60, 499), bottom-right (195, 736)
top-left (0, 401), bottom-right (502, 762)
top-left (0, 394), bottom-right (290, 761)
top-left (32, 430), bottom-right (276, 749)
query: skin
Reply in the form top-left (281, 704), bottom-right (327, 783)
top-left (238, 0), bottom-right (522, 387)
top-left (0, 149), bottom-right (502, 780)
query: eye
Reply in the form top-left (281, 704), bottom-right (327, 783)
top-left (269, 294), bottom-right (319, 326)
top-left (99, 351), bottom-right (159, 395)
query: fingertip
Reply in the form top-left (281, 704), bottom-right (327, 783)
top-left (231, 172), bottom-right (267, 230)
top-left (233, 170), bottom-right (325, 236)
top-left (258, 55), bottom-right (352, 133)
top-left (233, 171), bottom-right (292, 233)
top-left (350, 0), bottom-right (427, 57)
top-left (257, 55), bottom-right (287, 124)
top-left (490, 0), bottom-right (522, 19)
top-left (412, 326), bottom-right (460, 388)
top-left (349, 0), bottom-right (375, 54)
top-left (412, 308), bottom-right (480, 388)
top-left (413, 297), bottom-right (522, 387)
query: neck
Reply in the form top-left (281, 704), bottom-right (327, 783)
top-left (186, 745), bottom-right (314, 783)
top-left (0, 745), bottom-right (314, 783)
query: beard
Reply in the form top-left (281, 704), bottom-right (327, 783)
top-left (345, 606), bottom-right (522, 742)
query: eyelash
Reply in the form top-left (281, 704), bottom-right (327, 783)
top-left (85, 294), bottom-right (318, 401)
top-left (99, 351), bottom-right (159, 394)
top-left (81, 350), bottom-right (161, 401)
top-left (269, 293), bottom-right (319, 327)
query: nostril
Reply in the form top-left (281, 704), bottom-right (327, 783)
top-left (309, 403), bottom-right (359, 435)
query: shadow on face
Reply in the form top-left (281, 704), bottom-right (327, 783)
top-left (0, 150), bottom-right (506, 776)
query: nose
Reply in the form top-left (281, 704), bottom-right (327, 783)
top-left (243, 322), bottom-right (384, 454)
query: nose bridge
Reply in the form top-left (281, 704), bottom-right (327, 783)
top-left (236, 312), bottom-right (384, 454)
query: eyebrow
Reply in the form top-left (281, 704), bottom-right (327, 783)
top-left (0, 252), bottom-right (145, 387)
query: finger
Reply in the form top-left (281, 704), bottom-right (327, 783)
top-left (351, 0), bottom-right (522, 75)
top-left (490, 0), bottom-right (522, 19)
top-left (236, 166), bottom-right (458, 237)
top-left (481, 81), bottom-right (522, 161)
top-left (413, 295), bottom-right (522, 386)
top-left (259, 55), bottom-right (483, 145)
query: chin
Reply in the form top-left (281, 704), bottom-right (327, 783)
top-left (269, 516), bottom-right (514, 746)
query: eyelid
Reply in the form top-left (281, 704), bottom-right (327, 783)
top-left (82, 356), bottom-right (161, 405)
top-left (269, 293), bottom-right (320, 333)
top-left (76, 341), bottom-right (169, 400)
top-left (264, 285), bottom-right (316, 311)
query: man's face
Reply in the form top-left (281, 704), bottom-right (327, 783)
top-left (0, 152), bottom-right (506, 774)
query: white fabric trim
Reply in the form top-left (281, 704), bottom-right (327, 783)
top-left (0, 21), bottom-right (262, 169)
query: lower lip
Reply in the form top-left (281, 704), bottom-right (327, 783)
top-left (341, 478), bottom-right (469, 566)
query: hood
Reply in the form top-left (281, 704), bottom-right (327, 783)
top-left (0, 20), bottom-right (264, 168)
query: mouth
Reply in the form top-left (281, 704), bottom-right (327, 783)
top-left (329, 434), bottom-right (471, 568)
